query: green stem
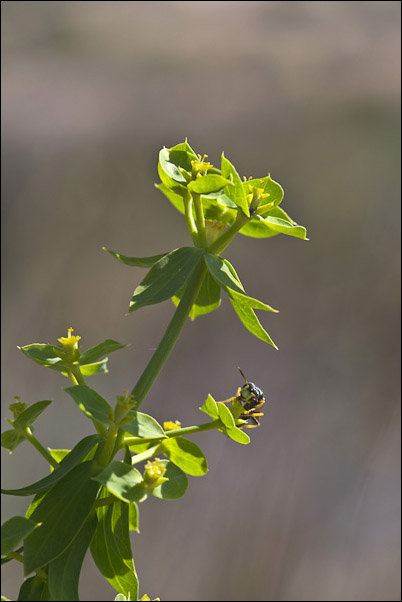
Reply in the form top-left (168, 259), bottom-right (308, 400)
top-left (131, 445), bottom-right (162, 465)
top-left (93, 425), bottom-right (119, 469)
top-left (23, 428), bottom-right (58, 468)
top-left (192, 192), bottom-right (207, 248)
top-left (4, 551), bottom-right (24, 564)
top-left (208, 210), bottom-right (250, 255)
top-left (130, 258), bottom-right (208, 409)
top-left (165, 419), bottom-right (222, 437)
top-left (183, 190), bottom-right (198, 244)
top-left (123, 419), bottom-right (222, 448)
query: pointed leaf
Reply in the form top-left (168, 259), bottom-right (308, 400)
top-left (204, 254), bottom-right (244, 294)
top-left (24, 462), bottom-right (100, 575)
top-left (161, 437), bottom-right (208, 476)
top-left (77, 358), bottom-right (108, 376)
top-left (2, 435), bottom-right (103, 496)
top-left (48, 514), bottom-right (97, 601)
top-left (240, 214), bottom-right (308, 239)
top-left (221, 154), bottom-right (249, 216)
top-left (227, 288), bottom-right (278, 349)
top-left (1, 516), bottom-right (40, 555)
top-left (103, 247), bottom-right (168, 268)
top-left (64, 385), bottom-right (113, 425)
top-left (91, 490), bottom-right (139, 599)
top-left (150, 460), bottom-right (188, 500)
top-left (12, 400), bottom-right (52, 430)
top-left (199, 394), bottom-right (219, 419)
top-left (93, 461), bottom-right (146, 503)
top-left (129, 247), bottom-right (205, 312)
top-left (18, 344), bottom-right (67, 372)
top-left (79, 339), bottom-right (128, 364)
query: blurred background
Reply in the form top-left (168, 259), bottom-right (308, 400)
top-left (2, 1), bottom-right (401, 600)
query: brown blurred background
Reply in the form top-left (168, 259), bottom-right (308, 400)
top-left (2, 2), bottom-right (401, 600)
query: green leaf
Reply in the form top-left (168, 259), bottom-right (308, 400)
top-left (199, 394), bottom-right (219, 419)
top-left (240, 214), bottom-right (308, 239)
top-left (2, 435), bottom-right (103, 496)
top-left (128, 502), bottom-right (139, 532)
top-left (188, 174), bottom-right (232, 195)
top-left (78, 359), bottom-right (108, 376)
top-left (217, 403), bottom-right (250, 445)
top-left (91, 490), bottom-right (139, 599)
top-left (64, 385), bottom-right (113, 425)
top-left (79, 339), bottom-right (128, 364)
top-left (172, 270), bottom-right (221, 320)
top-left (160, 437), bottom-right (208, 476)
top-left (159, 148), bottom-right (191, 184)
top-left (226, 288), bottom-right (279, 349)
top-left (18, 344), bottom-right (67, 372)
top-left (129, 247), bottom-right (205, 313)
top-left (12, 400), bottom-right (52, 430)
top-left (150, 460), bottom-right (188, 500)
top-left (48, 514), bottom-right (97, 601)
top-left (17, 576), bottom-right (47, 601)
top-left (93, 462), bottom-right (146, 503)
top-left (24, 462), bottom-right (100, 575)
top-left (122, 411), bottom-right (166, 439)
top-left (204, 254), bottom-right (244, 295)
top-left (103, 247), bottom-right (168, 268)
top-left (1, 516), bottom-right (39, 555)
top-left (1, 429), bottom-right (25, 452)
top-left (221, 154), bottom-right (249, 216)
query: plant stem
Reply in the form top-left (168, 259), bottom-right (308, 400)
top-left (183, 190), bottom-right (198, 244)
top-left (93, 425), bottom-right (119, 469)
top-left (123, 419), bottom-right (222, 448)
top-left (165, 419), bottom-right (222, 437)
top-left (130, 445), bottom-right (162, 465)
top-left (94, 495), bottom-right (116, 508)
top-left (68, 364), bottom-right (86, 385)
top-left (130, 258), bottom-right (208, 409)
top-left (5, 551), bottom-right (24, 564)
top-left (208, 210), bottom-right (250, 255)
top-left (192, 192), bottom-right (208, 248)
top-left (23, 427), bottom-right (59, 468)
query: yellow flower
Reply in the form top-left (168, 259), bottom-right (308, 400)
top-left (163, 420), bottom-right (182, 431)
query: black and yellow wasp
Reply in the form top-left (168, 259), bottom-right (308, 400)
top-left (222, 367), bottom-right (266, 429)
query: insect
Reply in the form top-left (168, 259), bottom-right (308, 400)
top-left (222, 367), bottom-right (266, 429)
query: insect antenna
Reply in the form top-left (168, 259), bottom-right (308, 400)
top-left (237, 366), bottom-right (248, 383)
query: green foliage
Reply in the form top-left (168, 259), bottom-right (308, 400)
top-left (2, 140), bottom-right (306, 601)
top-left (91, 490), bottom-right (139, 600)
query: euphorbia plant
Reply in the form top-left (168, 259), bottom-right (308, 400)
top-left (1, 140), bottom-right (307, 601)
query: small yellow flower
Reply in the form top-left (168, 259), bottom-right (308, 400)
top-left (58, 327), bottom-right (81, 349)
top-left (143, 458), bottom-right (168, 490)
top-left (191, 154), bottom-right (212, 177)
top-left (163, 420), bottom-right (182, 431)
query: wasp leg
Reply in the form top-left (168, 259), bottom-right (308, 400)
top-left (219, 396), bottom-right (237, 404)
top-left (242, 423), bottom-right (261, 429)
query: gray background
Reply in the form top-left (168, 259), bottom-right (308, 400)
top-left (2, 2), bottom-right (401, 601)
